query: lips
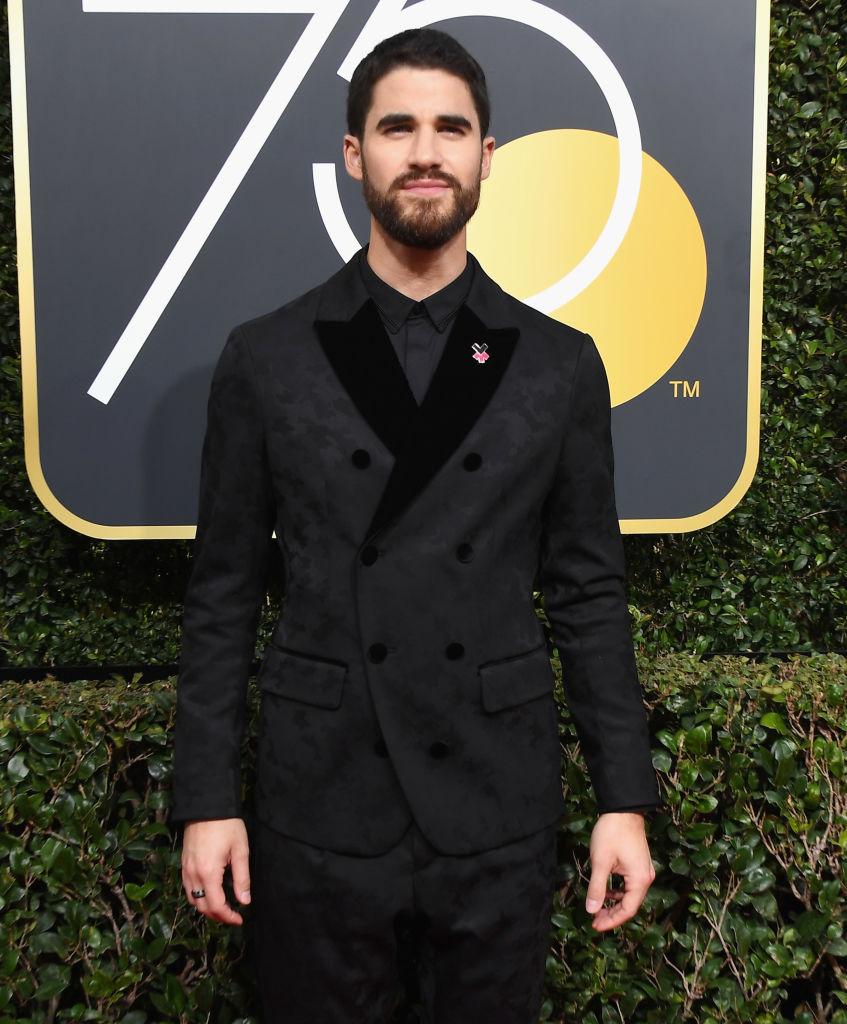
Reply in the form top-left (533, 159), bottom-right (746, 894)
top-left (402, 179), bottom-right (451, 190)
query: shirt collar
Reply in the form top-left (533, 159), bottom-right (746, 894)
top-left (357, 243), bottom-right (476, 334)
top-left (313, 245), bottom-right (516, 330)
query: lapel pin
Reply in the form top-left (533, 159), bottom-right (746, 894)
top-left (471, 341), bottom-right (490, 364)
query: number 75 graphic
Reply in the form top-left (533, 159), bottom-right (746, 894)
top-left (71, 0), bottom-right (643, 404)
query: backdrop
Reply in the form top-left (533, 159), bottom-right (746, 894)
top-left (10, 0), bottom-right (769, 538)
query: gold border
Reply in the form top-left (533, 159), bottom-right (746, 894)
top-left (11, 0), bottom-right (770, 539)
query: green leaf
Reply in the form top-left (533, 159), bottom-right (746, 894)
top-left (6, 755), bottom-right (29, 782)
top-left (124, 881), bottom-right (156, 902)
top-left (760, 712), bottom-right (788, 733)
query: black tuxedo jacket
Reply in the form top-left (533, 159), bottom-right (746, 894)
top-left (170, 247), bottom-right (661, 856)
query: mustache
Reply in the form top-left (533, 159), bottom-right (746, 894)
top-left (396, 174), bottom-right (457, 189)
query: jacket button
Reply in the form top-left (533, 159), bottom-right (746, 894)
top-left (445, 642), bottom-right (464, 660)
top-left (360, 544), bottom-right (379, 565)
top-left (373, 738), bottom-right (389, 758)
top-left (429, 740), bottom-right (451, 758)
top-left (456, 541), bottom-right (474, 562)
top-left (352, 448), bottom-right (371, 469)
top-left (368, 642), bottom-right (388, 663)
top-left (463, 452), bottom-right (482, 470)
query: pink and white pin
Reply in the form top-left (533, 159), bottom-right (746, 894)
top-left (471, 342), bottom-right (490, 364)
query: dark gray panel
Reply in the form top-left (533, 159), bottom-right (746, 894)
top-left (18, 0), bottom-right (762, 528)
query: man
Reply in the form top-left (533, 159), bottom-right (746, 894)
top-left (170, 26), bottom-right (662, 1023)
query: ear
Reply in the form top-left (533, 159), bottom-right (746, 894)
top-left (343, 134), bottom-right (364, 182)
top-left (480, 135), bottom-right (496, 181)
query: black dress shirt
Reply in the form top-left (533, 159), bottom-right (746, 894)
top-left (358, 245), bottom-right (475, 405)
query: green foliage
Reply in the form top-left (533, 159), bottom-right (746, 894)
top-left (0, 675), bottom-right (260, 1024)
top-left (542, 652), bottom-right (847, 1024)
top-left (1, 654), bottom-right (845, 1022)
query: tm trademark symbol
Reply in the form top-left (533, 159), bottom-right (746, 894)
top-left (669, 379), bottom-right (700, 398)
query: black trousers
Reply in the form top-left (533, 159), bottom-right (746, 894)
top-left (244, 813), bottom-right (559, 1023)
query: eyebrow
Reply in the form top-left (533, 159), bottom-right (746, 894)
top-left (374, 112), bottom-right (473, 131)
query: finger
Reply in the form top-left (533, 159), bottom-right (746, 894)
top-left (184, 876), bottom-right (216, 918)
top-left (590, 877), bottom-right (651, 932)
top-left (230, 843), bottom-right (252, 905)
top-left (182, 871), bottom-right (203, 910)
top-left (585, 860), bottom-right (613, 914)
top-left (600, 886), bottom-right (626, 904)
top-left (198, 872), bottom-right (243, 926)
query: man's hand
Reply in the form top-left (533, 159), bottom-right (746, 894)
top-left (181, 818), bottom-right (251, 926)
top-left (585, 812), bottom-right (656, 932)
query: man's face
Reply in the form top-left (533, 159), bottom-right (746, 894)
top-left (344, 66), bottom-right (495, 250)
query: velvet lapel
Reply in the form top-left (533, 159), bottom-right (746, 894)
top-left (314, 297), bottom-right (419, 459)
top-left (316, 291), bottom-right (519, 543)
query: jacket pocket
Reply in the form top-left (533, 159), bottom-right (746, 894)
top-left (257, 642), bottom-right (347, 709)
top-left (478, 642), bottom-right (555, 713)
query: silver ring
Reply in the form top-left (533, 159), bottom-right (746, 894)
top-left (191, 888), bottom-right (206, 898)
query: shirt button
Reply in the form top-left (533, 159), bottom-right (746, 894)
top-left (456, 542), bottom-right (474, 562)
top-left (444, 642), bottom-right (464, 660)
top-left (352, 448), bottom-right (371, 469)
top-left (463, 452), bottom-right (482, 471)
top-left (429, 741), bottom-right (451, 758)
top-left (368, 643), bottom-right (388, 663)
top-left (360, 544), bottom-right (379, 565)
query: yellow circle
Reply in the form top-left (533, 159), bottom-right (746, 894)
top-left (468, 129), bottom-right (707, 406)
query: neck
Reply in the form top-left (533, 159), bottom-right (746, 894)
top-left (365, 226), bottom-right (468, 301)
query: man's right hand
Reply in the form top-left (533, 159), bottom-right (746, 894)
top-left (181, 817), bottom-right (251, 926)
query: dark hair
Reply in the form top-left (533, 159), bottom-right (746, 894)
top-left (346, 28), bottom-right (490, 140)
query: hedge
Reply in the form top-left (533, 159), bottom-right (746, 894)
top-left (1, 652), bottom-right (845, 1022)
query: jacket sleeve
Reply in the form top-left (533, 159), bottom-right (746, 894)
top-left (169, 325), bottom-right (276, 827)
top-left (537, 332), bottom-right (663, 816)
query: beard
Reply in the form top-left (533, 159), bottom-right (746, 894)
top-left (361, 155), bottom-right (482, 250)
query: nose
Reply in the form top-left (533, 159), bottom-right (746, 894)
top-left (408, 126), bottom-right (442, 169)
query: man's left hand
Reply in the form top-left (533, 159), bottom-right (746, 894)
top-left (584, 812), bottom-right (656, 932)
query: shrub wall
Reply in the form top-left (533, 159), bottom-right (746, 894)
top-left (1, 653), bottom-right (846, 1023)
